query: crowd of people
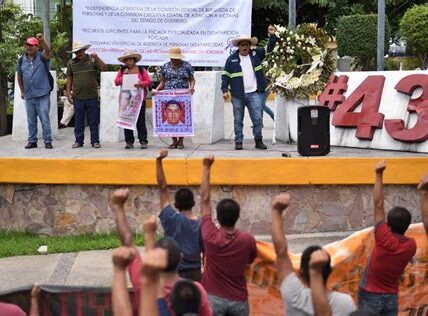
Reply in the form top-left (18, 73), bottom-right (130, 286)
top-left (16, 26), bottom-right (277, 151)
top-left (107, 154), bottom-right (427, 315)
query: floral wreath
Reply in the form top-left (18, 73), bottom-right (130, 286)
top-left (263, 23), bottom-right (335, 99)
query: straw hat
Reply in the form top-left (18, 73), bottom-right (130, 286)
top-left (231, 35), bottom-right (258, 47)
top-left (68, 40), bottom-right (91, 53)
top-left (118, 50), bottom-right (142, 63)
top-left (168, 47), bottom-right (185, 60)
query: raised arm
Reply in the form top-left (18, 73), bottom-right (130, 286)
top-left (143, 215), bottom-right (157, 251)
top-left (36, 33), bottom-right (51, 60)
top-left (417, 174), bottom-right (428, 236)
top-left (374, 161), bottom-right (387, 225)
top-left (200, 156), bottom-right (214, 217)
top-left (29, 285), bottom-right (41, 316)
top-left (90, 52), bottom-right (107, 71)
top-left (271, 193), bottom-right (294, 283)
top-left (112, 247), bottom-right (138, 316)
top-left (309, 250), bottom-right (332, 316)
top-left (112, 188), bottom-right (133, 247)
top-left (140, 249), bottom-right (168, 316)
top-left (156, 149), bottom-right (170, 209)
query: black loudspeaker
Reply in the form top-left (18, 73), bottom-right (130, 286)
top-left (297, 106), bottom-right (330, 156)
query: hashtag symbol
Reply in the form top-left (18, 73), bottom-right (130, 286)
top-left (318, 75), bottom-right (349, 110)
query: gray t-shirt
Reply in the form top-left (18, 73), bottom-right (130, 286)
top-left (280, 273), bottom-right (355, 316)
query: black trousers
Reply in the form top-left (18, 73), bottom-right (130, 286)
top-left (124, 101), bottom-right (147, 144)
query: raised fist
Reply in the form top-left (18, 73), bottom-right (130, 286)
top-left (112, 246), bottom-right (138, 269)
top-left (157, 149), bottom-right (168, 160)
top-left (203, 156), bottom-right (215, 167)
top-left (112, 188), bottom-right (129, 205)
top-left (272, 193), bottom-right (291, 212)
top-left (309, 249), bottom-right (330, 272)
top-left (375, 160), bottom-right (387, 174)
top-left (143, 215), bottom-right (157, 235)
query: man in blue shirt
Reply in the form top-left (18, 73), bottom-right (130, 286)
top-left (17, 34), bottom-right (53, 149)
top-left (156, 149), bottom-right (203, 281)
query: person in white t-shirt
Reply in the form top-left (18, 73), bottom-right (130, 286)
top-left (271, 193), bottom-right (356, 315)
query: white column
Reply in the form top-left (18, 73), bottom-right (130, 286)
top-left (12, 71), bottom-right (58, 141)
top-left (191, 71), bottom-right (224, 144)
top-left (99, 72), bottom-right (123, 143)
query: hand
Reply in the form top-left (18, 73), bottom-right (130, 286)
top-left (134, 81), bottom-right (142, 88)
top-left (203, 156), bottom-right (215, 167)
top-left (157, 149), bottom-right (168, 160)
top-left (152, 89), bottom-right (158, 95)
top-left (143, 215), bottom-right (157, 235)
top-left (375, 160), bottom-right (387, 174)
top-left (272, 193), bottom-right (291, 212)
top-left (31, 284), bottom-right (41, 299)
top-left (309, 249), bottom-right (330, 272)
top-left (112, 246), bottom-right (138, 269)
top-left (35, 33), bottom-right (44, 42)
top-left (189, 87), bottom-right (195, 94)
top-left (141, 248), bottom-right (168, 281)
top-left (418, 174), bottom-right (428, 191)
top-left (223, 92), bottom-right (229, 101)
top-left (90, 52), bottom-right (98, 59)
top-left (112, 188), bottom-right (129, 206)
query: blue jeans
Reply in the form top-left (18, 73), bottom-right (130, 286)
top-left (358, 288), bottom-right (398, 316)
top-left (208, 294), bottom-right (249, 316)
top-left (260, 91), bottom-right (274, 120)
top-left (25, 93), bottom-right (52, 144)
top-left (232, 92), bottom-right (263, 143)
top-left (73, 98), bottom-right (100, 145)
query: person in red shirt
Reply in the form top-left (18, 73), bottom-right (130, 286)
top-left (200, 156), bottom-right (257, 316)
top-left (358, 161), bottom-right (417, 314)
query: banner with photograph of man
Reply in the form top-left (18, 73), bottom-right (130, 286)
top-left (116, 74), bottom-right (143, 130)
top-left (152, 90), bottom-right (193, 137)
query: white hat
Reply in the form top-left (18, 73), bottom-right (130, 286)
top-left (68, 40), bottom-right (91, 53)
top-left (118, 50), bottom-right (142, 63)
top-left (231, 35), bottom-right (258, 47)
top-left (167, 47), bottom-right (185, 60)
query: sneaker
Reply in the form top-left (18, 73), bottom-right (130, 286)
top-left (58, 123), bottom-right (67, 129)
top-left (255, 139), bottom-right (267, 150)
top-left (72, 142), bottom-right (83, 148)
top-left (45, 143), bottom-right (53, 149)
top-left (25, 142), bottom-right (37, 149)
top-left (125, 143), bottom-right (134, 149)
top-left (92, 142), bottom-right (101, 148)
top-left (140, 143), bottom-right (148, 149)
top-left (235, 142), bottom-right (243, 150)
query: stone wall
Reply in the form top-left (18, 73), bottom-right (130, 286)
top-left (0, 184), bottom-right (420, 236)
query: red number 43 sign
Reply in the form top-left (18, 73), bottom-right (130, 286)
top-left (318, 73), bottom-right (428, 143)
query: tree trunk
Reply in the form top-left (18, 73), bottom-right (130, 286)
top-left (0, 75), bottom-right (8, 136)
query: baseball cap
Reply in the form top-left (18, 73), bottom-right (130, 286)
top-left (26, 37), bottom-right (39, 46)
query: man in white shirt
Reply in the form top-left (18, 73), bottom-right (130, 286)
top-left (271, 193), bottom-right (356, 315)
top-left (221, 28), bottom-right (277, 150)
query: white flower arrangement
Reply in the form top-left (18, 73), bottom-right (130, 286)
top-left (264, 23), bottom-right (335, 99)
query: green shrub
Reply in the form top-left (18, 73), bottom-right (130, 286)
top-left (399, 4), bottom-right (428, 69)
top-left (337, 14), bottom-right (390, 70)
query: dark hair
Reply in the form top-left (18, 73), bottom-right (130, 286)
top-left (216, 198), bottom-right (240, 227)
top-left (155, 237), bottom-right (181, 272)
top-left (170, 279), bottom-right (201, 315)
top-left (300, 245), bottom-right (332, 285)
top-left (174, 188), bottom-right (195, 211)
top-left (166, 100), bottom-right (183, 110)
top-left (387, 206), bottom-right (412, 235)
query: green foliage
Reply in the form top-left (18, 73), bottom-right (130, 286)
top-left (384, 58), bottom-right (401, 71)
top-left (0, 5), bottom-right (43, 84)
top-left (0, 230), bottom-right (146, 258)
top-left (399, 4), bottom-right (428, 69)
top-left (337, 14), bottom-right (390, 70)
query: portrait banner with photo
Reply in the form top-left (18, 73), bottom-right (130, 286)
top-left (152, 90), bottom-right (193, 137)
top-left (116, 74), bottom-right (143, 130)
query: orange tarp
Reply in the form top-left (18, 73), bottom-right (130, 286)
top-left (247, 223), bottom-right (428, 315)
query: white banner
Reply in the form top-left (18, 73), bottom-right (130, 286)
top-left (73, 0), bottom-right (252, 66)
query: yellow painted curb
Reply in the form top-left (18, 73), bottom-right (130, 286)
top-left (0, 157), bottom-right (427, 185)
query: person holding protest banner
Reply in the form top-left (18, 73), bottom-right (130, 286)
top-left (154, 47), bottom-right (195, 149)
top-left (66, 41), bottom-right (107, 149)
top-left (115, 50), bottom-right (151, 149)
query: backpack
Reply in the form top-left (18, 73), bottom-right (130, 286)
top-left (19, 54), bottom-right (54, 93)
